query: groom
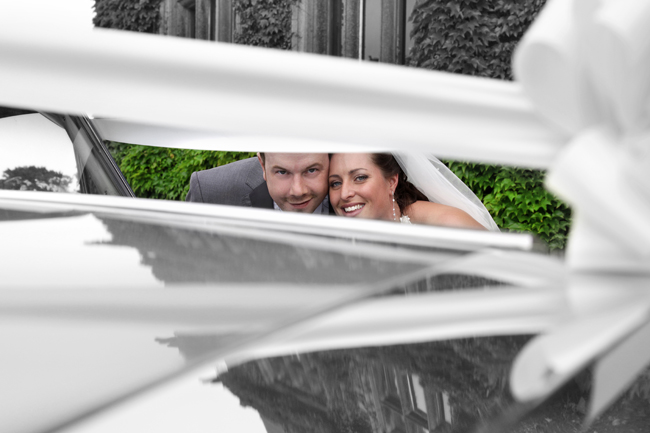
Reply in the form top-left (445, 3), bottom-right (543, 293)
top-left (186, 153), bottom-right (333, 214)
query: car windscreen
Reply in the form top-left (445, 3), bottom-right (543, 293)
top-left (0, 106), bottom-right (133, 197)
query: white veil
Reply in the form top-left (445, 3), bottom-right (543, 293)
top-left (393, 152), bottom-right (500, 232)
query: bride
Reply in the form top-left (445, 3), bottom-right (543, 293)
top-left (328, 153), bottom-right (500, 231)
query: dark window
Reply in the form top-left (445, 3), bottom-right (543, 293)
top-left (362, 0), bottom-right (416, 64)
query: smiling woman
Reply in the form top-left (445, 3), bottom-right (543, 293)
top-left (329, 153), bottom-right (492, 231)
top-left (329, 153), bottom-right (402, 221)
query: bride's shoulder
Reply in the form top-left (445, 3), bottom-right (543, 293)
top-left (405, 201), bottom-right (485, 230)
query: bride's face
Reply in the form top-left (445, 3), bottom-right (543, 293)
top-left (328, 153), bottom-right (398, 220)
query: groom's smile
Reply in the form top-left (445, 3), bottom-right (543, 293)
top-left (287, 196), bottom-right (314, 210)
top-left (258, 153), bottom-right (329, 213)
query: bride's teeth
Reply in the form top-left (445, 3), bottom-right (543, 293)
top-left (344, 204), bottom-right (363, 212)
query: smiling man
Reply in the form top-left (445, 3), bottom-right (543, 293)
top-left (186, 153), bottom-right (332, 214)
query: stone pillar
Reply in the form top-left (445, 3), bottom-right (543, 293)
top-left (315, 0), bottom-right (331, 54)
top-left (293, 1), bottom-right (321, 53)
top-left (158, 0), bottom-right (173, 35)
top-left (159, 0), bottom-right (195, 38)
top-left (293, 0), bottom-right (342, 55)
top-left (195, 0), bottom-right (212, 40)
top-left (216, 0), bottom-right (233, 42)
top-left (380, 0), bottom-right (396, 63)
top-left (341, 0), bottom-right (361, 59)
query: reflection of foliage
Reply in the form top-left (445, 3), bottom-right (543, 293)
top-left (0, 166), bottom-right (73, 192)
top-left (107, 141), bottom-right (255, 200)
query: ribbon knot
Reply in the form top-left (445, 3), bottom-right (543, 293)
top-left (513, 0), bottom-right (650, 272)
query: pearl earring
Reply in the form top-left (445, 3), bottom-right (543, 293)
top-left (392, 191), bottom-right (397, 221)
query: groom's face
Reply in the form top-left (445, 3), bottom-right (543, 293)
top-left (258, 153), bottom-right (329, 213)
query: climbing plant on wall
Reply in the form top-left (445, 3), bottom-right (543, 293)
top-left (233, 0), bottom-right (299, 49)
top-left (406, 0), bottom-right (569, 249)
top-left (408, 0), bottom-right (546, 79)
top-left (94, 0), bottom-right (163, 33)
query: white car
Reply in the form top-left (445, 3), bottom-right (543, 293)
top-left (1, 0), bottom-right (650, 432)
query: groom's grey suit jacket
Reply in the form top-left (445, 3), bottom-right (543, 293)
top-left (185, 157), bottom-right (274, 208)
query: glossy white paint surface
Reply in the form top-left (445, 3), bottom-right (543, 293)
top-left (0, 190), bottom-right (533, 252)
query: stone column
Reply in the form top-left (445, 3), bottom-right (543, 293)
top-left (341, 0), bottom-right (361, 59)
top-left (293, 0), bottom-right (342, 55)
top-left (216, 0), bottom-right (233, 42)
top-left (158, 0), bottom-right (173, 35)
top-left (380, 0), bottom-right (396, 63)
top-left (158, 0), bottom-right (195, 38)
top-left (195, 0), bottom-right (212, 40)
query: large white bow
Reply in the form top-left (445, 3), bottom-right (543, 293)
top-left (510, 0), bottom-right (650, 422)
top-left (514, 0), bottom-right (650, 272)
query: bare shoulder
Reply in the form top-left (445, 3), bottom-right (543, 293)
top-left (404, 201), bottom-right (486, 230)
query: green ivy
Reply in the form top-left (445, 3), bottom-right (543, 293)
top-left (94, 0), bottom-right (163, 33)
top-left (408, 0), bottom-right (546, 79)
top-left (445, 162), bottom-right (571, 250)
top-left (407, 0), bottom-right (569, 249)
top-left (107, 142), bottom-right (255, 201)
top-left (233, 0), bottom-right (298, 49)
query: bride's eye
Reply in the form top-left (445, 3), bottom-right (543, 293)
top-left (329, 181), bottom-right (341, 188)
top-left (355, 175), bottom-right (368, 182)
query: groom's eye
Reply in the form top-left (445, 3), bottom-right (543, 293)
top-left (307, 168), bottom-right (318, 174)
top-left (276, 170), bottom-right (287, 175)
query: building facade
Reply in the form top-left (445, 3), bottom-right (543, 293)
top-left (158, 0), bottom-right (417, 64)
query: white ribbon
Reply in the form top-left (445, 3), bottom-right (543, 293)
top-left (511, 0), bottom-right (650, 422)
top-left (514, 0), bottom-right (650, 273)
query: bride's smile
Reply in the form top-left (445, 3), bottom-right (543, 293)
top-left (328, 153), bottom-right (398, 220)
top-left (328, 152), bottom-right (489, 230)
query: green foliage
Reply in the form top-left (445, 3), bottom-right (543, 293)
top-left (445, 161), bottom-right (571, 249)
top-left (93, 0), bottom-right (163, 33)
top-left (408, 0), bottom-right (546, 79)
top-left (107, 142), bottom-right (255, 201)
top-left (0, 166), bottom-right (73, 193)
top-left (233, 0), bottom-right (298, 49)
top-left (407, 0), bottom-right (569, 249)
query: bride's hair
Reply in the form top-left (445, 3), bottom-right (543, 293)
top-left (372, 153), bottom-right (428, 213)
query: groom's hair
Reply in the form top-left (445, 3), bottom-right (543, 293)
top-left (372, 153), bottom-right (428, 213)
top-left (259, 152), bottom-right (331, 166)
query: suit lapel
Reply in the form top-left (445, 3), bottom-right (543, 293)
top-left (249, 182), bottom-right (274, 209)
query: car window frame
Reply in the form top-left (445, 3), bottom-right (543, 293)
top-left (42, 112), bottom-right (135, 198)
